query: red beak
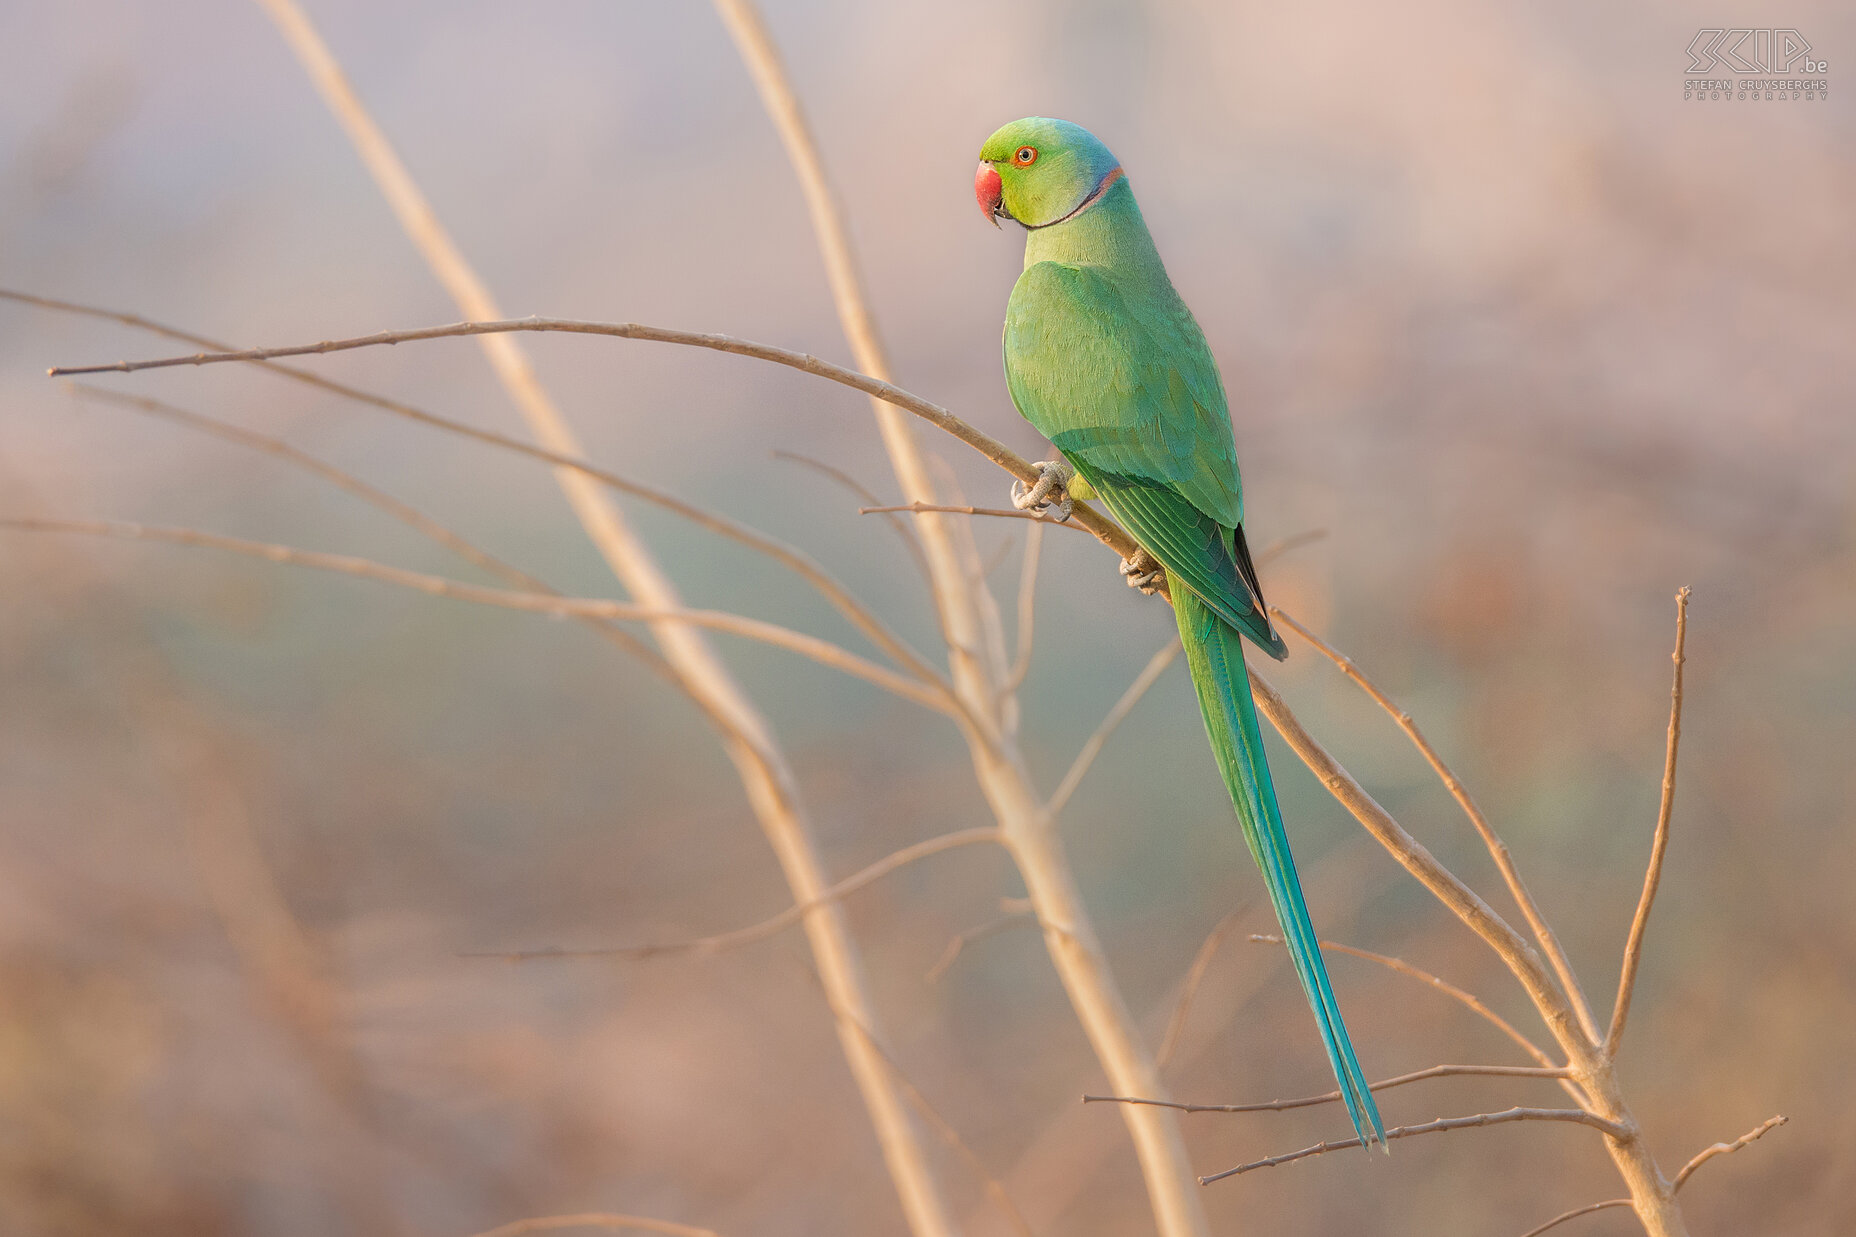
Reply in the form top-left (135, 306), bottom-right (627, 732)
top-left (975, 162), bottom-right (1004, 227)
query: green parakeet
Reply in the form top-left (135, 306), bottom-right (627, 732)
top-left (976, 117), bottom-right (1385, 1147)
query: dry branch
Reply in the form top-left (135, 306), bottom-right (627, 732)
top-left (467, 827), bottom-right (1001, 961)
top-left (925, 907), bottom-right (1036, 983)
top-left (1047, 639), bottom-right (1182, 816)
top-left (0, 518), bottom-right (955, 715)
top-left (1270, 605), bottom-right (1599, 1044)
top-left (1246, 934), bottom-right (1562, 1076)
top-left (1515, 1199), bottom-right (1631, 1237)
top-left (1156, 908), bottom-right (1246, 1070)
top-left (468, 1215), bottom-right (719, 1237)
top-left (1085, 1064), bottom-right (1574, 1116)
top-left (812, 972), bottom-right (1036, 1237)
top-left (1671, 1114), bottom-right (1786, 1191)
top-left (1607, 587), bottom-right (1691, 1057)
top-left (48, 316), bottom-right (1146, 566)
top-left (1201, 1106), bottom-right (1630, 1183)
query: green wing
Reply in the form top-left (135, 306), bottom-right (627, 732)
top-left (1004, 261), bottom-right (1284, 658)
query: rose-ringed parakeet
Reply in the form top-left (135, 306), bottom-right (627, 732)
top-left (975, 117), bottom-right (1385, 1147)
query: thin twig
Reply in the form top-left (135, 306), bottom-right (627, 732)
top-left (860, 502), bottom-right (1093, 534)
top-left (1242, 668), bottom-right (1591, 1059)
top-left (1085, 1064), bottom-right (1575, 1114)
top-left (1004, 520), bottom-right (1044, 693)
top-left (25, 293), bottom-right (944, 700)
top-left (925, 909), bottom-right (1035, 983)
top-left (1246, 935), bottom-right (1561, 1073)
top-left (1269, 605), bottom-right (1601, 1045)
top-left (1606, 587), bottom-right (1691, 1057)
top-left (1200, 1107), bottom-right (1629, 1183)
top-left (772, 449), bottom-right (929, 578)
top-left (468, 1215), bottom-right (719, 1237)
top-left (468, 828), bottom-right (1001, 961)
top-left (1514, 1199), bottom-right (1631, 1237)
top-left (810, 970), bottom-right (1036, 1237)
top-left (1047, 639), bottom-right (1183, 817)
top-left (65, 383), bottom-right (680, 678)
top-left (1671, 1114), bottom-right (1786, 1191)
top-left (0, 519), bottom-right (956, 715)
top-left (1156, 908), bottom-right (1247, 1070)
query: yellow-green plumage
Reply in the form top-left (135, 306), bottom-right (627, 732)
top-left (983, 117), bottom-right (1385, 1146)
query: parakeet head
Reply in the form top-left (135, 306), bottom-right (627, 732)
top-left (975, 117), bottom-right (1124, 230)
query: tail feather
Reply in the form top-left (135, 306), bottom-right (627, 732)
top-left (1175, 588), bottom-right (1386, 1148)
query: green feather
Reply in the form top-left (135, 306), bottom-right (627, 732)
top-left (991, 117), bottom-right (1384, 1146)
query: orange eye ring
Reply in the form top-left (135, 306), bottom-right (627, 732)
top-left (1013, 145), bottom-right (1038, 166)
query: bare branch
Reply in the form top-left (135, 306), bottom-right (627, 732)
top-left (1606, 587), bottom-right (1692, 1057)
top-left (860, 502), bottom-right (1094, 534)
top-left (1086, 1064), bottom-right (1575, 1115)
top-left (1243, 668), bottom-right (1592, 1055)
top-left (1252, 528), bottom-right (1328, 568)
top-left (1270, 605), bottom-right (1601, 1045)
top-left (47, 315), bottom-right (1149, 568)
top-left (1247, 934), bottom-right (1561, 1073)
top-left (1514, 1199), bottom-right (1631, 1237)
top-left (1672, 1114), bottom-right (1786, 1191)
top-left (772, 449), bottom-right (930, 578)
top-left (1047, 638), bottom-right (1183, 816)
top-left (66, 383), bottom-right (678, 681)
top-left (1200, 1106), bottom-right (1629, 1183)
top-left (811, 970), bottom-right (1036, 1237)
top-left (23, 293), bottom-right (943, 698)
top-left (468, 827), bottom-right (1001, 962)
top-left (468, 1215), bottom-right (719, 1237)
top-left (0, 519), bottom-right (957, 715)
top-left (1155, 908), bottom-right (1247, 1070)
top-left (925, 907), bottom-right (1036, 983)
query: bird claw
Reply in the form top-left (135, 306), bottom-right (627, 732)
top-left (1119, 549), bottom-right (1165, 595)
top-left (1010, 459), bottom-right (1074, 523)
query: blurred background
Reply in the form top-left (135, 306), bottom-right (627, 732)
top-left (2, 1), bottom-right (1852, 1234)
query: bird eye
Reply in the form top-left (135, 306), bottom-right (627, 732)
top-left (1013, 146), bottom-right (1038, 166)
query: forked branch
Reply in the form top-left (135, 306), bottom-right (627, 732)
top-left (1270, 605), bottom-right (1599, 1044)
top-left (1084, 1063), bottom-right (1574, 1115)
top-left (1200, 1106), bottom-right (1630, 1183)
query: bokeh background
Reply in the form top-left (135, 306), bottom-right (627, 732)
top-left (2, 1), bottom-right (1852, 1235)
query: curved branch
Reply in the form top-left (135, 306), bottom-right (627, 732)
top-left (1200, 1106), bottom-right (1629, 1183)
top-left (1515, 1199), bottom-right (1630, 1237)
top-left (469, 1216), bottom-right (718, 1237)
top-left (45, 316), bottom-right (1150, 568)
top-left (468, 827), bottom-right (1001, 961)
top-left (1243, 668), bottom-right (1591, 1056)
top-left (1270, 605), bottom-right (1599, 1045)
top-left (1246, 934), bottom-right (1563, 1076)
top-left (1047, 638), bottom-right (1182, 816)
top-left (1672, 1114), bottom-right (1786, 1192)
top-left (66, 383), bottom-right (677, 681)
top-left (23, 293), bottom-right (943, 695)
top-left (1085, 1063), bottom-right (1574, 1115)
top-left (0, 519), bottom-right (958, 716)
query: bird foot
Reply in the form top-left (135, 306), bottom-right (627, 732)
top-left (1119, 548), bottom-right (1165, 595)
top-left (1010, 459), bottom-right (1074, 523)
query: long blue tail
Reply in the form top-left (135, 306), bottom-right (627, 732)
top-left (1175, 588), bottom-right (1386, 1147)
